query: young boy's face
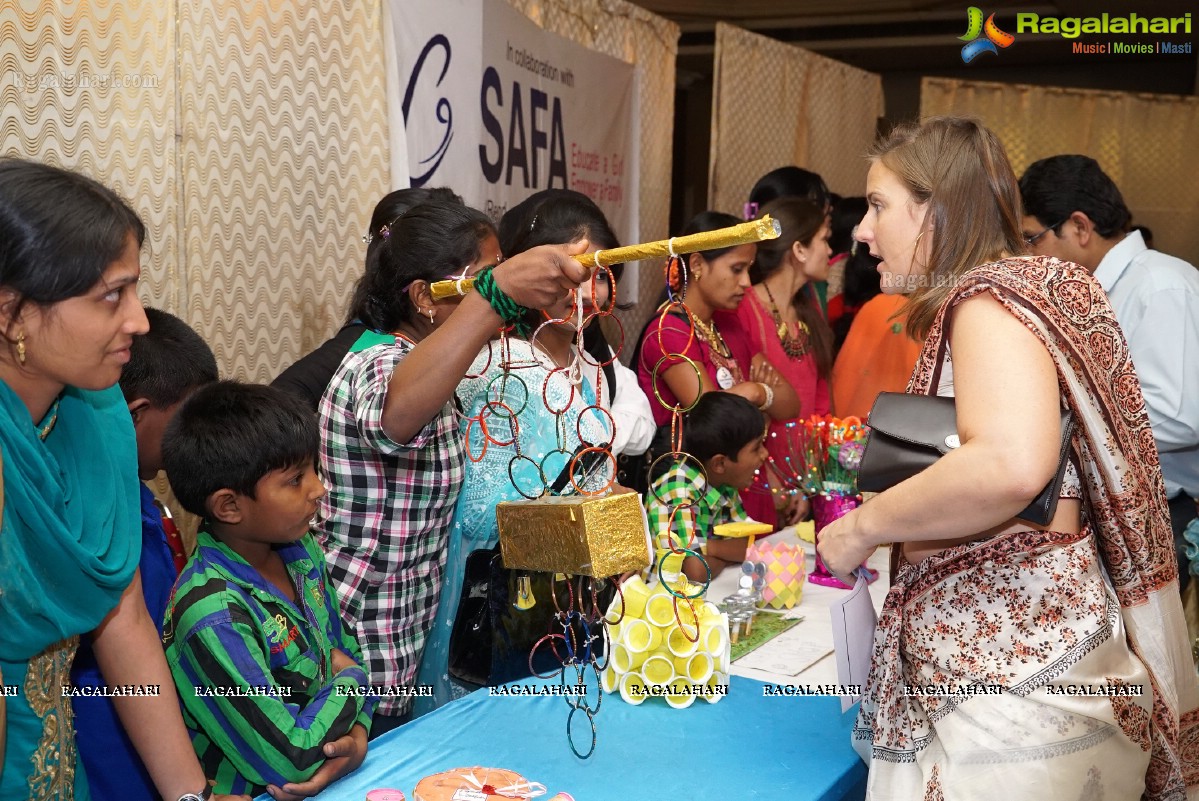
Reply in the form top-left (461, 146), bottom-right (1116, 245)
top-left (236, 460), bottom-right (326, 544)
top-left (715, 435), bottom-right (769, 491)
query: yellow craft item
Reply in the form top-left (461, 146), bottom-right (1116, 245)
top-left (712, 521), bottom-right (774, 539)
top-left (496, 486), bottom-right (650, 577)
top-left (644, 593), bottom-right (676, 628)
top-left (430, 216), bottom-right (782, 299)
top-left (618, 671), bottom-right (649, 706)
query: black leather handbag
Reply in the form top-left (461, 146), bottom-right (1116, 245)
top-left (858, 392), bottom-right (1075, 526)
top-left (447, 547), bottom-right (614, 688)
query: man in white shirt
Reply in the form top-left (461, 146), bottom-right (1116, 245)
top-left (1020, 154), bottom-right (1199, 590)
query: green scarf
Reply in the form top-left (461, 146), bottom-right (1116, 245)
top-left (0, 382), bottom-right (141, 660)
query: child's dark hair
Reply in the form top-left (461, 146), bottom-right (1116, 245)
top-left (120, 307), bottom-right (218, 408)
top-left (683, 392), bottom-right (765, 464)
top-left (163, 381), bottom-right (318, 517)
top-left (350, 200), bottom-right (494, 331)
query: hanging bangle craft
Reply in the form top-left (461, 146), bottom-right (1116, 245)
top-left (430, 216), bottom-right (782, 299)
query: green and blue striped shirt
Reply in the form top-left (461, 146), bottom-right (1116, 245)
top-left (163, 530), bottom-right (375, 795)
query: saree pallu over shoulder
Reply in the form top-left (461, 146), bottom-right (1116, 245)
top-left (881, 256), bottom-right (1199, 800)
top-left (0, 383), bottom-right (141, 658)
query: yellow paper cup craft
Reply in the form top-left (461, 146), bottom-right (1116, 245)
top-left (642, 653), bottom-right (675, 686)
top-left (619, 671), bottom-right (649, 706)
top-left (620, 618), bottom-right (663, 654)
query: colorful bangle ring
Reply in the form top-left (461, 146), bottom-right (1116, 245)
top-left (657, 547), bottom-right (709, 599)
top-left (672, 595), bottom-right (701, 642)
top-left (568, 446), bottom-right (617, 496)
top-left (486, 372), bottom-right (529, 418)
top-left (576, 404), bottom-right (616, 452)
top-left (542, 368), bottom-right (577, 415)
top-left (650, 354), bottom-right (702, 414)
top-left (508, 453), bottom-right (546, 500)
top-left (652, 301), bottom-right (697, 361)
top-left (646, 450), bottom-right (709, 507)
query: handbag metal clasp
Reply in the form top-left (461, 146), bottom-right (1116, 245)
top-left (513, 574), bottom-right (536, 610)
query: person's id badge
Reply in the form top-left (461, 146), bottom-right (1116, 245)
top-left (716, 366), bottom-right (734, 389)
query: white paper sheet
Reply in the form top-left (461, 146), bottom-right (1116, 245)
top-left (830, 572), bottom-right (879, 712)
top-left (734, 632), bottom-right (831, 676)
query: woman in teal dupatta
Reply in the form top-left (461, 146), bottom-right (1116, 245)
top-left (0, 160), bottom-right (242, 801)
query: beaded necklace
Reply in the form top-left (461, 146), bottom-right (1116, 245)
top-left (761, 282), bottom-right (811, 360)
top-left (691, 315), bottom-right (743, 387)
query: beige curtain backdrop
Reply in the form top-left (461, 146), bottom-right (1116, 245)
top-left (507, 0), bottom-right (680, 348)
top-left (1, 2), bottom-right (180, 309)
top-left (922, 77), bottom-right (1199, 266)
top-left (1, 0), bottom-right (676, 381)
top-left (1, 0), bottom-right (390, 383)
top-left (709, 22), bottom-right (884, 214)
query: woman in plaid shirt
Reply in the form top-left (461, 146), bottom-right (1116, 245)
top-left (316, 199), bottom-right (591, 736)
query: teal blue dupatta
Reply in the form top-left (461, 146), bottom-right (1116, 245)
top-left (0, 381), bottom-right (141, 799)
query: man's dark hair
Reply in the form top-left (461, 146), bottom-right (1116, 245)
top-left (1019, 155), bottom-right (1131, 239)
top-left (163, 381), bottom-right (317, 517)
top-left (683, 392), bottom-right (765, 464)
top-left (120, 307), bottom-right (218, 407)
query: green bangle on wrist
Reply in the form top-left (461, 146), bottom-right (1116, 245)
top-left (474, 266), bottom-right (533, 337)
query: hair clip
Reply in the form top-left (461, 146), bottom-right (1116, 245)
top-left (379, 224), bottom-right (391, 240)
top-left (362, 232), bottom-right (373, 245)
top-left (528, 214), bottom-right (539, 232)
top-left (743, 202), bottom-right (760, 221)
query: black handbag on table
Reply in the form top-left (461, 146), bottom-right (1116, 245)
top-left (447, 547), bottom-right (615, 688)
top-left (858, 391), bottom-right (1075, 526)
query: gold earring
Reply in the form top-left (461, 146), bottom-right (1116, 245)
top-left (16, 331), bottom-right (25, 365)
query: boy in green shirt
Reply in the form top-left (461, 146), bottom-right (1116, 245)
top-left (162, 381), bottom-right (375, 797)
top-left (646, 392), bottom-right (769, 581)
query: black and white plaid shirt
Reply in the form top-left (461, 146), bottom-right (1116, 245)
top-left (316, 338), bottom-right (466, 715)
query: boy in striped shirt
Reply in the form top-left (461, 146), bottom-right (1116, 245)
top-left (162, 381), bottom-right (375, 797)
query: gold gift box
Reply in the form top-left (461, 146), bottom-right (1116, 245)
top-left (496, 486), bottom-right (652, 577)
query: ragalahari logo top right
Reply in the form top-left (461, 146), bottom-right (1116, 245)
top-left (960, 7), bottom-right (1016, 63)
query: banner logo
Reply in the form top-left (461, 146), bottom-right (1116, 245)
top-left (960, 7), bottom-right (1016, 63)
top-left (402, 35), bottom-right (454, 187)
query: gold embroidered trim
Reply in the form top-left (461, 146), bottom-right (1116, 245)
top-left (25, 636), bottom-right (79, 800)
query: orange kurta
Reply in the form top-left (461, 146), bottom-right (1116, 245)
top-left (831, 294), bottom-right (921, 419)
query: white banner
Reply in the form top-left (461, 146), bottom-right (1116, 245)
top-left (389, 0), bottom-right (639, 248)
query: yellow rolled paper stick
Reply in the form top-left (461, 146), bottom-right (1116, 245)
top-left (429, 215), bottom-right (782, 300)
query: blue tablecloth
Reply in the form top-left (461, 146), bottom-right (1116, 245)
top-left (259, 675), bottom-right (867, 801)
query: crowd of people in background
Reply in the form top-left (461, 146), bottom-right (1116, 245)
top-left (1, 113), bottom-right (1197, 800)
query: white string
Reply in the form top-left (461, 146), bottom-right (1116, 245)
top-left (667, 236), bottom-right (677, 257)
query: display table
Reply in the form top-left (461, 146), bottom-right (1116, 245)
top-left (267, 674), bottom-right (866, 801)
top-left (709, 528), bottom-right (891, 685)
top-left (254, 529), bottom-right (884, 801)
